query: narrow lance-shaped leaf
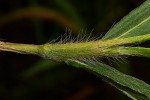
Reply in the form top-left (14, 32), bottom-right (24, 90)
top-left (65, 59), bottom-right (150, 99)
top-left (102, 0), bottom-right (150, 39)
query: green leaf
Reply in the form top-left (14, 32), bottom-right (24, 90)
top-left (102, 0), bottom-right (150, 39)
top-left (65, 59), bottom-right (150, 99)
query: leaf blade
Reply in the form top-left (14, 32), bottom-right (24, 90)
top-left (102, 0), bottom-right (150, 39)
top-left (65, 59), bottom-right (150, 99)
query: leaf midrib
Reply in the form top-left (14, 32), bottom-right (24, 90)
top-left (116, 15), bottom-right (150, 39)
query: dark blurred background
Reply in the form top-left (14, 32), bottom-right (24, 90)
top-left (0, 0), bottom-right (149, 100)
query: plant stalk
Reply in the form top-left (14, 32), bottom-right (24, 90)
top-left (0, 34), bottom-right (150, 61)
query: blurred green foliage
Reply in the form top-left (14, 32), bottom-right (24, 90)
top-left (0, 0), bottom-right (148, 100)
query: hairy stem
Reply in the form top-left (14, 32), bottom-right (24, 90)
top-left (0, 34), bottom-right (150, 61)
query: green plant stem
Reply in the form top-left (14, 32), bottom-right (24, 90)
top-left (0, 34), bottom-right (150, 61)
top-left (0, 41), bottom-right (39, 54)
top-left (118, 47), bottom-right (150, 58)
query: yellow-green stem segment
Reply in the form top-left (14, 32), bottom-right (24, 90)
top-left (0, 41), bottom-right (39, 54)
top-left (0, 34), bottom-right (150, 61)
